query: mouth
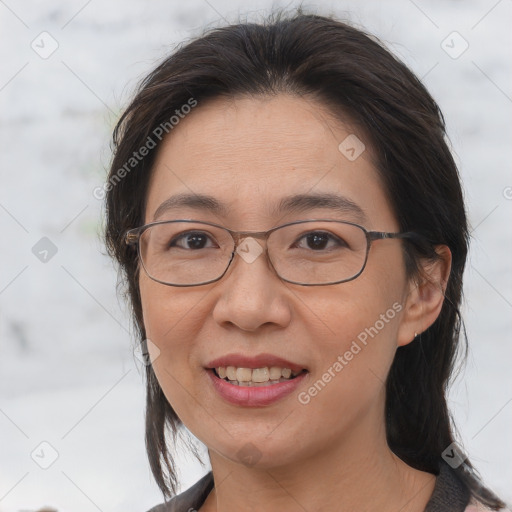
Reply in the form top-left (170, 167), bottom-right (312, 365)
top-left (204, 353), bottom-right (309, 405)
top-left (210, 366), bottom-right (308, 387)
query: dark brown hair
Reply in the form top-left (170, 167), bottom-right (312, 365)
top-left (104, 7), bottom-right (506, 509)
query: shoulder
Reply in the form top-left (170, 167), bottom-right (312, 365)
top-left (424, 462), bottom-right (511, 512)
top-left (145, 471), bottom-right (214, 512)
top-left (464, 501), bottom-right (512, 512)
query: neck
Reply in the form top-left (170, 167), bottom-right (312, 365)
top-left (200, 421), bottom-right (436, 512)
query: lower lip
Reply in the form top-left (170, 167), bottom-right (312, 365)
top-left (207, 369), bottom-right (308, 407)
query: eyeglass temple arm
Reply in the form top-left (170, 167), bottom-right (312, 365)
top-left (369, 231), bottom-right (435, 254)
top-left (368, 231), bottom-right (414, 240)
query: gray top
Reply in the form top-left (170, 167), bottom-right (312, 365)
top-left (146, 462), bottom-right (470, 512)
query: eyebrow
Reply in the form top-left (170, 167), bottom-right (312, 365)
top-left (152, 192), bottom-right (368, 223)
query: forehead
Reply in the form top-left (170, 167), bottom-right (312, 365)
top-left (154, 94), bottom-right (367, 164)
top-left (145, 94), bottom-right (396, 229)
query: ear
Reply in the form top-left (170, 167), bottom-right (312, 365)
top-left (397, 245), bottom-right (452, 347)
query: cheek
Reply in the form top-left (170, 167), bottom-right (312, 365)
top-left (292, 305), bottom-right (400, 446)
top-left (300, 253), bottom-right (406, 401)
top-left (309, 285), bottom-right (402, 375)
top-left (305, 249), bottom-right (405, 345)
top-left (139, 276), bottom-right (198, 381)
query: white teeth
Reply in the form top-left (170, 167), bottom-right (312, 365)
top-left (226, 366), bottom-right (237, 380)
top-left (236, 367), bottom-right (252, 382)
top-left (281, 368), bottom-right (292, 379)
top-left (252, 367), bottom-right (270, 383)
top-left (269, 366), bottom-right (282, 380)
top-left (226, 377), bottom-right (296, 387)
top-left (214, 365), bottom-right (303, 386)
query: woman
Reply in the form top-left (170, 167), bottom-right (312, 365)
top-left (103, 9), bottom-right (509, 512)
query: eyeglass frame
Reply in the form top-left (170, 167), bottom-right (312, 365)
top-left (125, 218), bottom-right (417, 287)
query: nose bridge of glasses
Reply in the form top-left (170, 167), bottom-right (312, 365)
top-left (229, 228), bottom-right (272, 251)
top-left (224, 228), bottom-right (279, 276)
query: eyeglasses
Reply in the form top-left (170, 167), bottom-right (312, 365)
top-left (125, 219), bottom-right (414, 287)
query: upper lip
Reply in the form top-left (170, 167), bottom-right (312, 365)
top-left (206, 353), bottom-right (307, 374)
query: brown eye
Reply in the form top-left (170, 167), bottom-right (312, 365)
top-left (170, 231), bottom-right (217, 250)
top-left (293, 231), bottom-right (348, 251)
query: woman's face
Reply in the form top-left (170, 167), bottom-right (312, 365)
top-left (139, 94), bottom-right (415, 469)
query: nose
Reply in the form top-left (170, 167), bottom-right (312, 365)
top-left (211, 237), bottom-right (292, 331)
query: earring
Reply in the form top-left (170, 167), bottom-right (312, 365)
top-left (414, 332), bottom-right (418, 338)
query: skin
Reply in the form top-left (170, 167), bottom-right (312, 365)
top-left (139, 94), bottom-right (452, 512)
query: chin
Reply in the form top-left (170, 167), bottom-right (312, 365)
top-left (208, 434), bottom-right (304, 470)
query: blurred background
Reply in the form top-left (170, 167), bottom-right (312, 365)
top-left (0, 0), bottom-right (510, 510)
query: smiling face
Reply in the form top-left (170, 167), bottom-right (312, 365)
top-left (138, 94), bottom-right (418, 470)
